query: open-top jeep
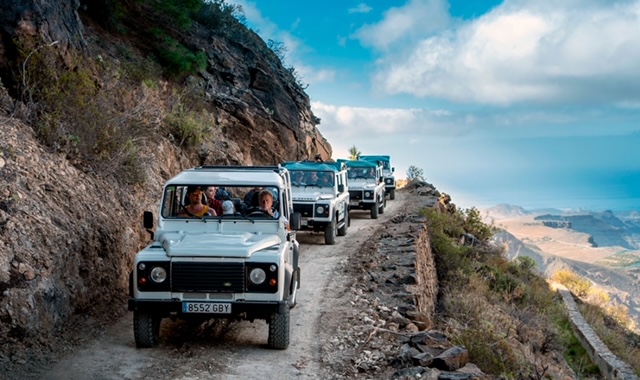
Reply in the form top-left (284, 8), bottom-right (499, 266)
top-left (282, 161), bottom-right (349, 245)
top-left (360, 155), bottom-right (396, 200)
top-left (339, 159), bottom-right (386, 219)
top-left (128, 165), bottom-right (302, 350)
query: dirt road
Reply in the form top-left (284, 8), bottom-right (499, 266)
top-left (34, 194), bottom-right (405, 380)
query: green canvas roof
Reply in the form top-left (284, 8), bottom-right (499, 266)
top-left (281, 161), bottom-right (345, 172)
top-left (360, 155), bottom-right (390, 163)
top-left (337, 158), bottom-right (379, 168)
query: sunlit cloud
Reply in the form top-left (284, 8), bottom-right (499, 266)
top-left (364, 0), bottom-right (640, 105)
top-left (354, 0), bottom-right (451, 51)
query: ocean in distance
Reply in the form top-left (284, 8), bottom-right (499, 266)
top-left (443, 168), bottom-right (640, 213)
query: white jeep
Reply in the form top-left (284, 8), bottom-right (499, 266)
top-left (339, 159), bottom-right (387, 219)
top-left (282, 161), bottom-right (350, 244)
top-left (360, 155), bottom-right (396, 200)
top-left (128, 165), bottom-right (302, 350)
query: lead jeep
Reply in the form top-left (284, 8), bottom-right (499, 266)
top-left (339, 159), bottom-right (386, 219)
top-left (282, 161), bottom-right (349, 244)
top-left (128, 165), bottom-right (302, 350)
top-left (360, 155), bottom-right (396, 200)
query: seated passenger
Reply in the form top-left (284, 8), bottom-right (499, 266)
top-left (244, 187), bottom-right (263, 208)
top-left (292, 171), bottom-right (305, 186)
top-left (318, 172), bottom-right (333, 187)
top-left (304, 171), bottom-right (318, 186)
top-left (179, 186), bottom-right (214, 217)
top-left (206, 186), bottom-right (223, 215)
top-left (221, 200), bottom-right (236, 215)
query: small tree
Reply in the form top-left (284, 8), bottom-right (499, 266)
top-left (406, 165), bottom-right (424, 180)
top-left (348, 145), bottom-right (361, 160)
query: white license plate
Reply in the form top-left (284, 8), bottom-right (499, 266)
top-left (349, 200), bottom-right (359, 206)
top-left (300, 220), bottom-right (308, 226)
top-left (182, 302), bottom-right (231, 314)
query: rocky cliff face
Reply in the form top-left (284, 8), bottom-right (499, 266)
top-left (0, 0), bottom-right (331, 362)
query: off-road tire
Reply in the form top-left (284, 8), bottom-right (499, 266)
top-left (324, 218), bottom-right (336, 245)
top-left (379, 197), bottom-right (385, 215)
top-left (337, 212), bottom-right (348, 236)
top-left (370, 203), bottom-right (379, 219)
top-left (268, 307), bottom-right (290, 349)
top-left (133, 311), bottom-right (161, 348)
top-left (390, 188), bottom-right (396, 200)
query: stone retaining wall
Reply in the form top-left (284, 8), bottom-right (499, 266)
top-left (557, 285), bottom-right (638, 380)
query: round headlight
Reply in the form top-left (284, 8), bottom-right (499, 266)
top-left (249, 268), bottom-right (267, 285)
top-left (316, 205), bottom-right (325, 214)
top-left (364, 191), bottom-right (371, 197)
top-left (150, 267), bottom-right (167, 283)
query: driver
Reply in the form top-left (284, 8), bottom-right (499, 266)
top-left (257, 189), bottom-right (279, 218)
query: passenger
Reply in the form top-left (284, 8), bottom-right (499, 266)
top-left (318, 172), bottom-right (333, 187)
top-left (205, 186), bottom-right (223, 215)
top-left (179, 186), bottom-right (214, 217)
top-left (304, 171), bottom-right (318, 186)
top-left (221, 200), bottom-right (236, 215)
top-left (292, 171), bottom-right (305, 186)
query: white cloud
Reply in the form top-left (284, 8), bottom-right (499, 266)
top-left (348, 3), bottom-right (373, 14)
top-left (311, 101), bottom-right (472, 138)
top-left (368, 0), bottom-right (640, 105)
top-left (354, 0), bottom-right (451, 51)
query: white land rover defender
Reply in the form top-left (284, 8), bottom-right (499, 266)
top-left (360, 155), bottom-right (396, 200)
top-left (339, 159), bottom-right (386, 219)
top-left (282, 161), bottom-right (349, 245)
top-left (128, 165), bottom-right (302, 350)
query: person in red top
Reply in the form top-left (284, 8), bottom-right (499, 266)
top-left (205, 186), bottom-right (223, 216)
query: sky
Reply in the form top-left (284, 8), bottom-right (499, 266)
top-left (226, 0), bottom-right (640, 212)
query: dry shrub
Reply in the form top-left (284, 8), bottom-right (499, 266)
top-left (550, 269), bottom-right (592, 297)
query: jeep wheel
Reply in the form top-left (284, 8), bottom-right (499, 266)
top-left (390, 188), bottom-right (396, 200)
top-left (133, 311), bottom-right (161, 348)
top-left (268, 307), bottom-right (290, 349)
top-left (324, 218), bottom-right (336, 245)
top-left (337, 212), bottom-right (348, 236)
top-left (370, 203), bottom-right (379, 219)
top-left (379, 197), bottom-right (386, 215)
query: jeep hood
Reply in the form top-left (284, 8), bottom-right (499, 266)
top-left (292, 190), bottom-right (335, 202)
top-left (158, 231), bottom-right (281, 257)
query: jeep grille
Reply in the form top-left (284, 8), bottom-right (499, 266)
top-left (172, 262), bottom-right (245, 293)
top-left (293, 203), bottom-right (314, 217)
top-left (349, 190), bottom-right (363, 200)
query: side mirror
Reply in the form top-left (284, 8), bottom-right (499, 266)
top-left (143, 211), bottom-right (154, 239)
top-left (379, 176), bottom-right (384, 183)
top-left (338, 184), bottom-right (344, 193)
top-left (289, 212), bottom-right (302, 231)
top-left (392, 167), bottom-right (395, 172)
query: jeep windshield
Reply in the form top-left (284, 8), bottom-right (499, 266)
top-left (290, 170), bottom-right (334, 187)
top-left (160, 184), bottom-right (282, 220)
top-left (347, 167), bottom-right (376, 180)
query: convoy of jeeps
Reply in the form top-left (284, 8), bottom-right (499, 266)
top-left (128, 155), bottom-right (396, 350)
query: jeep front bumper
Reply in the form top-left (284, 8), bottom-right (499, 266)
top-left (128, 298), bottom-right (289, 318)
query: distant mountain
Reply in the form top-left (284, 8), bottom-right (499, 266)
top-left (484, 204), bottom-right (530, 218)
top-left (534, 212), bottom-right (639, 250)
